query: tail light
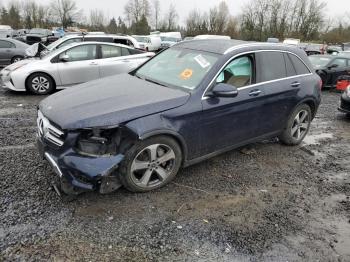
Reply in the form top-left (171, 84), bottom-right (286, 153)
top-left (318, 79), bottom-right (323, 90)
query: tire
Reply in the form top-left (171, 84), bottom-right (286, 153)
top-left (11, 56), bottom-right (23, 64)
top-left (26, 73), bottom-right (55, 95)
top-left (279, 104), bottom-right (312, 146)
top-left (119, 136), bottom-right (182, 193)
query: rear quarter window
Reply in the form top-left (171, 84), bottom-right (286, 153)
top-left (288, 54), bottom-right (310, 75)
top-left (284, 53), bottom-right (297, 77)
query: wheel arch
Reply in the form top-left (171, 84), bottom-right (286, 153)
top-left (298, 98), bottom-right (317, 119)
top-left (138, 130), bottom-right (188, 165)
top-left (25, 71), bottom-right (57, 91)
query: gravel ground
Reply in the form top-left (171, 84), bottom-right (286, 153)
top-left (0, 88), bottom-right (349, 261)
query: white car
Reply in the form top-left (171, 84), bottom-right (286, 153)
top-left (132, 35), bottom-right (161, 51)
top-left (42, 34), bottom-right (141, 55)
top-left (0, 42), bottom-right (154, 95)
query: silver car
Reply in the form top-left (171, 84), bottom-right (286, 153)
top-left (0, 42), bottom-right (154, 95)
top-left (0, 38), bottom-right (29, 66)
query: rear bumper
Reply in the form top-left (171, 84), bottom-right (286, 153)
top-left (37, 135), bottom-right (124, 195)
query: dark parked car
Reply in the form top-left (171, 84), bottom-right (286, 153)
top-left (37, 40), bottom-right (321, 195)
top-left (0, 38), bottom-right (29, 65)
top-left (26, 28), bottom-right (53, 45)
top-left (338, 86), bottom-right (350, 116)
top-left (309, 55), bottom-right (350, 89)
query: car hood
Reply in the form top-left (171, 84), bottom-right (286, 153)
top-left (39, 74), bottom-right (190, 130)
top-left (2, 58), bottom-right (38, 71)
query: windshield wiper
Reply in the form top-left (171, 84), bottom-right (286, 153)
top-left (143, 77), bottom-right (167, 87)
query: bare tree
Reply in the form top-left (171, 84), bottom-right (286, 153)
top-left (51, 0), bottom-right (81, 28)
top-left (166, 3), bottom-right (178, 31)
top-left (89, 9), bottom-right (106, 31)
top-left (208, 1), bottom-right (229, 34)
top-left (152, 0), bottom-right (160, 29)
top-left (124, 0), bottom-right (150, 24)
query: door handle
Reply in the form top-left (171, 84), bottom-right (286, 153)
top-left (291, 82), bottom-right (300, 87)
top-left (249, 89), bottom-right (261, 96)
top-left (121, 59), bottom-right (130, 63)
top-left (89, 62), bottom-right (98, 66)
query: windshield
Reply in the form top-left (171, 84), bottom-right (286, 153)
top-left (29, 29), bottom-right (47, 35)
top-left (309, 56), bottom-right (331, 69)
top-left (135, 48), bottom-right (219, 90)
top-left (134, 36), bottom-right (149, 43)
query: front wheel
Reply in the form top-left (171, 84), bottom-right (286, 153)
top-left (279, 104), bottom-right (312, 145)
top-left (119, 136), bottom-right (182, 192)
top-left (26, 73), bottom-right (55, 95)
top-left (11, 56), bottom-right (23, 64)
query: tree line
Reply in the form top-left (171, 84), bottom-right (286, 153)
top-left (0, 0), bottom-right (349, 43)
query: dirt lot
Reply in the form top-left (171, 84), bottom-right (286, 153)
top-left (0, 88), bottom-right (349, 261)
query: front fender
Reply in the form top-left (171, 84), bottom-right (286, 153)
top-left (124, 114), bottom-right (188, 163)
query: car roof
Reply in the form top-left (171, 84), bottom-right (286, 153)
top-left (175, 39), bottom-right (308, 55)
top-left (61, 41), bottom-right (133, 50)
top-left (63, 34), bottom-right (133, 40)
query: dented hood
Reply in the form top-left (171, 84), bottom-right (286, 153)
top-left (39, 74), bottom-right (190, 129)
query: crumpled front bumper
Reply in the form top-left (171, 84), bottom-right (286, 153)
top-left (37, 134), bottom-right (124, 195)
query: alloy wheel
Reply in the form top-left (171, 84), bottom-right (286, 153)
top-left (31, 76), bottom-right (50, 93)
top-left (291, 109), bottom-right (310, 140)
top-left (130, 144), bottom-right (176, 189)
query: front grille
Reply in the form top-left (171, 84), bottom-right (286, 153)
top-left (37, 111), bottom-right (64, 147)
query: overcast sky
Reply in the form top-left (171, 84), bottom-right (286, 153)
top-left (6, 0), bottom-right (350, 24)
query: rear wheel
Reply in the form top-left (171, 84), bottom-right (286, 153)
top-left (26, 73), bottom-right (55, 95)
top-left (279, 104), bottom-right (312, 145)
top-left (119, 136), bottom-right (182, 192)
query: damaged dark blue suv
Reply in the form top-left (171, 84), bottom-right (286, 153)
top-left (37, 40), bottom-right (321, 195)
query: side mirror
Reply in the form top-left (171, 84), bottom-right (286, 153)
top-left (59, 54), bottom-right (70, 62)
top-left (328, 64), bottom-right (339, 69)
top-left (210, 83), bottom-right (238, 98)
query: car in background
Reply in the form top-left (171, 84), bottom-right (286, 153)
top-left (0, 25), bottom-right (13, 38)
top-left (337, 51), bottom-right (350, 57)
top-left (302, 43), bottom-right (325, 56)
top-left (193, 35), bottom-right (231, 40)
top-left (26, 28), bottom-right (53, 45)
top-left (43, 34), bottom-right (140, 55)
top-left (267, 38), bottom-right (279, 43)
top-left (36, 40), bottom-right (321, 195)
top-left (283, 38), bottom-right (300, 46)
top-left (183, 37), bottom-right (194, 41)
top-left (327, 45), bottom-right (343, 55)
top-left (309, 55), bottom-right (350, 89)
top-left (338, 86), bottom-right (350, 116)
top-left (0, 42), bottom-right (154, 94)
top-left (132, 35), bottom-right (161, 51)
top-left (0, 38), bottom-right (29, 66)
top-left (160, 36), bottom-right (181, 49)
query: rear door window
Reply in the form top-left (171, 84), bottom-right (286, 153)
top-left (288, 54), bottom-right (310, 74)
top-left (258, 51), bottom-right (286, 82)
top-left (101, 45), bottom-right (121, 58)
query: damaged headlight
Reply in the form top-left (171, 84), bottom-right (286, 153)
top-left (76, 128), bottom-right (122, 156)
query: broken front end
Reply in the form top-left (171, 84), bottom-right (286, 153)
top-left (36, 110), bottom-right (135, 195)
